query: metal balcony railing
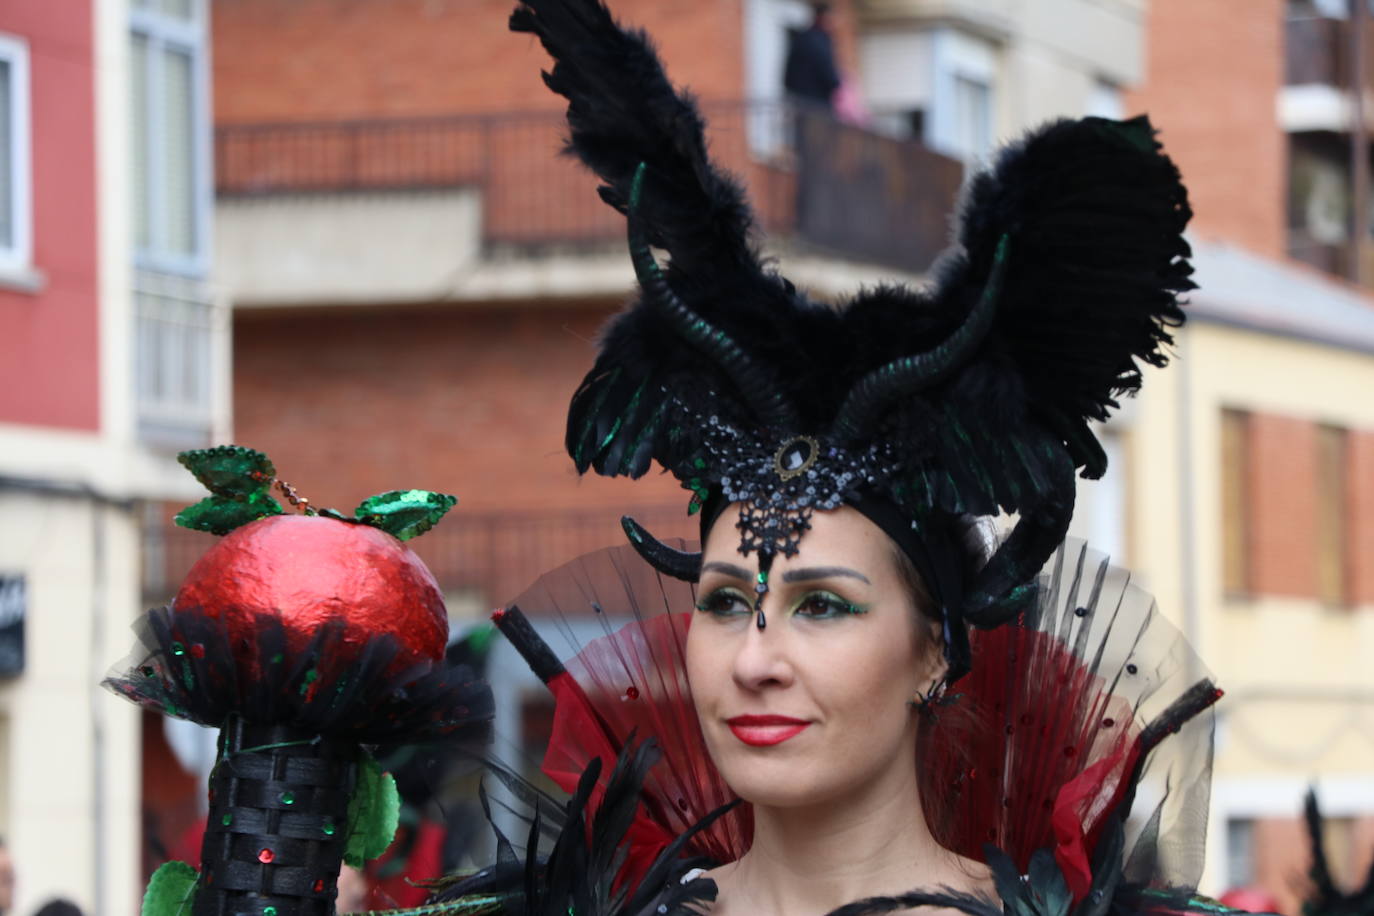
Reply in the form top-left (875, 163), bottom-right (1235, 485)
top-left (142, 504), bottom-right (694, 610)
top-left (1285, 15), bottom-right (1374, 88)
top-left (215, 101), bottom-right (964, 273)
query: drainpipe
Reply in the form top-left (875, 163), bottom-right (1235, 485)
top-left (1351, 0), bottom-right (1368, 284)
top-left (91, 502), bottom-right (106, 916)
top-left (1177, 328), bottom-right (1201, 678)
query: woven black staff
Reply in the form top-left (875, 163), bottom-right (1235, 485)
top-left (197, 718), bottom-right (357, 916)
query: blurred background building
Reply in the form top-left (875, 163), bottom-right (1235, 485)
top-left (0, 0), bottom-right (1371, 914)
top-left (0, 0), bottom-right (228, 914)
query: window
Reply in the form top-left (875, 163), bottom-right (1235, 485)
top-left (1069, 430), bottom-right (1127, 564)
top-left (130, 0), bottom-right (208, 274)
top-left (1225, 818), bottom-right (1255, 889)
top-left (1220, 409), bottom-right (1251, 596)
top-left (0, 33), bottom-right (32, 275)
top-left (1316, 424), bottom-right (1350, 606)
top-left (928, 28), bottom-right (997, 163)
top-left (951, 75), bottom-right (992, 161)
top-left (744, 0), bottom-right (815, 156)
top-left (1087, 79), bottom-right (1124, 120)
top-left (134, 271), bottom-right (217, 444)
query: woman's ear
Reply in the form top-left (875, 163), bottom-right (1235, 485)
top-left (922, 618), bottom-right (950, 688)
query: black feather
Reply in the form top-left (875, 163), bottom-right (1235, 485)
top-left (524, 0), bottom-right (1194, 654)
top-left (509, 0), bottom-right (758, 280)
top-left (431, 738), bottom-right (720, 916)
top-left (927, 115), bottom-right (1192, 478)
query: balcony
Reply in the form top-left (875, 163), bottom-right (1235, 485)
top-left (214, 102), bottom-right (964, 285)
top-left (134, 271), bottom-right (227, 448)
top-left (1286, 15), bottom-right (1351, 87)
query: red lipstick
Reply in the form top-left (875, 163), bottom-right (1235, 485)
top-left (725, 714), bottom-right (810, 747)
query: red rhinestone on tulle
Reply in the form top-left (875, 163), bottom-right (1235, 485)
top-left (258, 848), bottom-right (275, 864)
top-left (191, 643), bottom-right (206, 659)
top-left (624, 686), bottom-right (639, 700)
top-left (313, 880), bottom-right (325, 893)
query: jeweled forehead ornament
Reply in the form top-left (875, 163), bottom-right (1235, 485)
top-left (680, 405), bottom-right (904, 626)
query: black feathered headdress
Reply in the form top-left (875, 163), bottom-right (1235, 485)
top-left (514, 0), bottom-right (1193, 681)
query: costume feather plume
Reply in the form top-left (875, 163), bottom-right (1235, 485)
top-left (525, 0), bottom-right (1193, 628)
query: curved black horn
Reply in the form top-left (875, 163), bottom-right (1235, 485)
top-left (621, 515), bottom-right (701, 582)
top-left (831, 234), bottom-right (1010, 443)
top-left (627, 164), bottom-right (799, 428)
top-left (961, 447), bottom-right (1074, 629)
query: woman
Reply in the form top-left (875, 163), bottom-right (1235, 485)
top-left (685, 503), bottom-right (994, 915)
top-left (425, 0), bottom-right (1228, 912)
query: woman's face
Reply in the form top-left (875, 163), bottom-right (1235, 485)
top-left (686, 504), bottom-right (945, 809)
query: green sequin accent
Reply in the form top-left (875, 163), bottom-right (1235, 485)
top-left (178, 445), bottom-right (276, 498)
top-left (354, 490), bottom-right (457, 541)
top-left (175, 446), bottom-right (285, 535)
top-left (171, 643), bottom-right (185, 656)
top-left (264, 907), bottom-right (277, 916)
top-left (281, 791), bottom-right (295, 806)
top-left (176, 491), bottom-right (284, 536)
top-left (221, 814), bottom-right (232, 827)
top-left (756, 571), bottom-right (768, 584)
top-left (322, 821), bottom-right (336, 837)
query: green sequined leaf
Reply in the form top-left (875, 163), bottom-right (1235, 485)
top-left (175, 492), bottom-right (284, 535)
top-left (178, 445), bottom-right (276, 498)
top-left (354, 490), bottom-right (457, 541)
top-left (141, 860), bottom-right (198, 916)
top-left (344, 753), bottom-right (400, 867)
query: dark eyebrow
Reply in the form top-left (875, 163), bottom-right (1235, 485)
top-left (702, 561), bottom-right (753, 581)
top-left (781, 566), bottom-right (871, 585)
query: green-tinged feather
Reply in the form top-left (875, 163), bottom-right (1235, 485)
top-left (573, 366), bottom-right (622, 468)
top-left (348, 895), bottom-right (511, 916)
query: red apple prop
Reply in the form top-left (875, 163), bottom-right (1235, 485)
top-left (173, 514), bottom-right (449, 666)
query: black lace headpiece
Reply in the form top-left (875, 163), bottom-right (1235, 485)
top-left (514, 0), bottom-right (1193, 681)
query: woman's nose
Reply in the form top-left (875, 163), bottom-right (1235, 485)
top-left (730, 614), bottom-right (794, 691)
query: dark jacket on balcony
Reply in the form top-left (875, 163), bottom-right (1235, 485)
top-left (783, 24), bottom-right (841, 107)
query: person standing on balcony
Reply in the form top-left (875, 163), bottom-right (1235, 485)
top-left (783, 3), bottom-right (841, 111)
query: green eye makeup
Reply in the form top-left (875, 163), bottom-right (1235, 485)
top-left (694, 587), bottom-right (868, 620)
top-left (793, 591), bottom-right (869, 619)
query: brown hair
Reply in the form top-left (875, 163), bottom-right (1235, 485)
top-left (888, 521), bottom-right (990, 851)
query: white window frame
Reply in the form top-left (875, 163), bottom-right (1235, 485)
top-left (130, 1), bottom-right (211, 277)
top-left (927, 28), bottom-right (998, 164)
top-left (0, 33), bottom-right (33, 278)
top-left (742, 0), bottom-right (815, 157)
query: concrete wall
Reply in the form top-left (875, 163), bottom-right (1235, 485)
top-left (0, 491), bottom-right (142, 916)
top-left (215, 190), bottom-right (483, 306)
top-left (1125, 316), bottom-right (1374, 898)
top-left (0, 0), bottom-right (100, 431)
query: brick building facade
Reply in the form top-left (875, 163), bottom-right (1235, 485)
top-left (199, 1), bottom-right (1374, 910)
